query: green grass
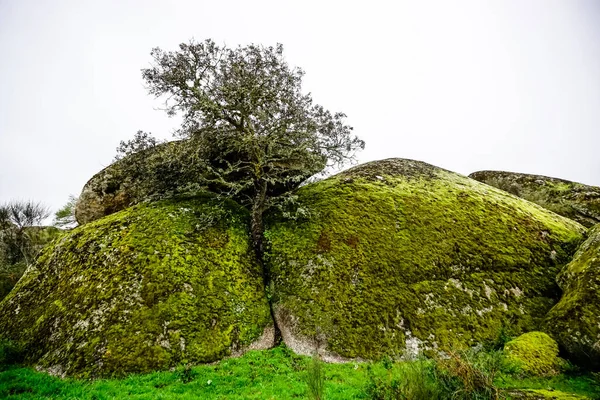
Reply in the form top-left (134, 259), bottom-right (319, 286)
top-left (0, 346), bottom-right (367, 399)
top-left (0, 346), bottom-right (598, 399)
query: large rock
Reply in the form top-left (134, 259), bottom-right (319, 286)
top-left (266, 159), bottom-right (586, 361)
top-left (545, 224), bottom-right (600, 370)
top-left (0, 196), bottom-right (273, 377)
top-left (469, 170), bottom-right (600, 228)
top-left (76, 139), bottom-right (323, 225)
top-left (75, 140), bottom-right (207, 225)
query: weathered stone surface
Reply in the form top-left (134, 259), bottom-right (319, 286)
top-left (545, 224), bottom-right (600, 370)
top-left (469, 171), bottom-right (600, 228)
top-left (75, 140), bottom-right (207, 225)
top-left (0, 196), bottom-right (273, 377)
top-left (266, 159), bottom-right (586, 361)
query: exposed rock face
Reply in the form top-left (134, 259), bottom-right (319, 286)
top-left (469, 171), bottom-right (600, 228)
top-left (266, 159), bottom-right (585, 361)
top-left (545, 224), bottom-right (600, 370)
top-left (75, 140), bottom-right (207, 225)
top-left (504, 332), bottom-right (562, 377)
top-left (0, 196), bottom-right (273, 377)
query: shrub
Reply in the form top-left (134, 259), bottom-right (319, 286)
top-left (362, 350), bottom-right (506, 400)
top-left (175, 364), bottom-right (197, 384)
top-left (363, 358), bottom-right (444, 400)
top-left (0, 339), bottom-right (25, 370)
top-left (435, 350), bottom-right (503, 399)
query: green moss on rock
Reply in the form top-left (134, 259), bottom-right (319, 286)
top-left (266, 159), bottom-right (585, 361)
top-left (544, 224), bottom-right (600, 370)
top-left (469, 170), bottom-right (600, 228)
top-left (504, 332), bottom-right (562, 376)
top-left (0, 196), bottom-right (273, 378)
top-left (506, 389), bottom-right (590, 399)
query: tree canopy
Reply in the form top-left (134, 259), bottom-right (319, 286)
top-left (53, 195), bottom-right (78, 229)
top-left (141, 39), bottom-right (364, 259)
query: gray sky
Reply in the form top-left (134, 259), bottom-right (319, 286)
top-left (1, 0), bottom-right (599, 217)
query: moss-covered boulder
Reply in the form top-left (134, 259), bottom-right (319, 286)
top-left (76, 138), bottom-right (322, 225)
top-left (0, 196), bottom-right (273, 377)
top-left (266, 159), bottom-right (585, 361)
top-left (545, 224), bottom-right (600, 370)
top-left (75, 140), bottom-right (207, 225)
top-left (469, 171), bottom-right (600, 228)
top-left (504, 332), bottom-right (562, 376)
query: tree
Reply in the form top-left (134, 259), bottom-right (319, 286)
top-left (114, 130), bottom-right (161, 162)
top-left (0, 200), bottom-right (50, 266)
top-left (0, 200), bottom-right (57, 299)
top-left (53, 195), bottom-right (78, 229)
top-left (141, 39), bottom-right (364, 267)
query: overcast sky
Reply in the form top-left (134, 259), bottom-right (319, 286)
top-left (1, 0), bottom-right (599, 217)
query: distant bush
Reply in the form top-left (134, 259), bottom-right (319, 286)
top-left (0, 200), bottom-right (59, 300)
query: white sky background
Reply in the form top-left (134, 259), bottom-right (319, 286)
top-left (1, 0), bottom-right (599, 217)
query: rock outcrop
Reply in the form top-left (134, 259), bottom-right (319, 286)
top-left (3, 157), bottom-right (593, 377)
top-left (469, 171), bottom-right (600, 228)
top-left (0, 196), bottom-right (273, 377)
top-left (266, 159), bottom-right (586, 361)
top-left (75, 140), bottom-right (207, 225)
top-left (545, 224), bottom-right (600, 370)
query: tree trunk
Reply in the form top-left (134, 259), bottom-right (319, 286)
top-left (250, 179), bottom-right (282, 344)
top-left (251, 180), bottom-right (267, 267)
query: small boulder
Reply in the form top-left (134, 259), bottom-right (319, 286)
top-left (504, 332), bottom-right (562, 376)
